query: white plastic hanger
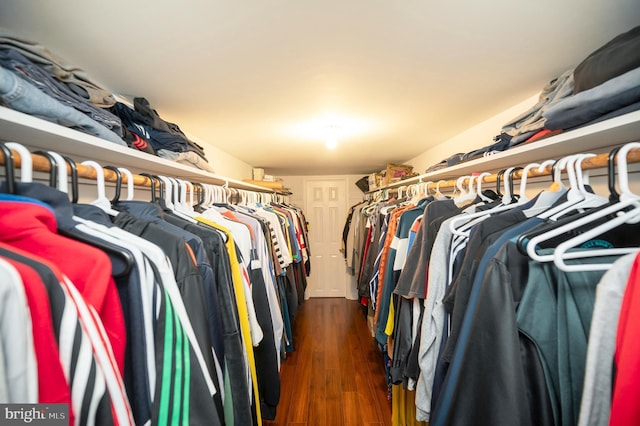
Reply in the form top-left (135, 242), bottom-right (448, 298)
top-left (454, 175), bottom-right (476, 206)
top-left (168, 178), bottom-right (197, 221)
top-left (516, 162), bottom-right (540, 204)
top-left (552, 142), bottom-right (640, 271)
top-left (434, 180), bottom-right (447, 198)
top-left (80, 160), bottom-right (120, 216)
top-left (448, 168), bottom-right (521, 237)
top-left (118, 168), bottom-right (135, 201)
top-left (526, 144), bottom-right (640, 264)
top-left (550, 153), bottom-right (607, 220)
top-left (156, 175), bottom-right (175, 210)
top-left (536, 154), bottom-right (583, 220)
top-left (5, 142), bottom-right (32, 183)
top-left (476, 172), bottom-right (493, 203)
top-left (501, 166), bottom-right (519, 205)
top-left (521, 159), bottom-right (569, 218)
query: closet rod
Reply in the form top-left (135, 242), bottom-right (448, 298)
top-left (369, 145), bottom-right (640, 194)
top-left (0, 147), bottom-right (284, 195)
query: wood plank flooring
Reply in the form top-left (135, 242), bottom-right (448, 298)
top-left (265, 298), bottom-right (392, 426)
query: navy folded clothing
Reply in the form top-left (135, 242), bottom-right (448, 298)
top-left (112, 101), bottom-right (208, 161)
top-left (573, 25), bottom-right (640, 95)
top-left (544, 67), bottom-right (640, 130)
top-left (133, 97), bottom-right (207, 157)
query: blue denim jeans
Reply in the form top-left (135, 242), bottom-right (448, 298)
top-left (0, 48), bottom-right (123, 135)
top-left (0, 28), bottom-right (116, 107)
top-left (0, 64), bottom-right (126, 146)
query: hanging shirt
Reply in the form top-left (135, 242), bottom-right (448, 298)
top-left (196, 217), bottom-right (264, 426)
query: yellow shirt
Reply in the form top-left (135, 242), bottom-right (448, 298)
top-left (196, 216), bottom-right (263, 425)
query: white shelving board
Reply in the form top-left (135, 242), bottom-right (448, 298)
top-left (2, 105), bottom-right (640, 193)
top-left (0, 106), bottom-right (270, 192)
top-left (376, 109), bottom-right (640, 190)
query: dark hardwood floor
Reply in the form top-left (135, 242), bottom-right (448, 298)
top-left (265, 298), bottom-right (392, 426)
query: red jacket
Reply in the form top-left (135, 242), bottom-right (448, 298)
top-left (0, 201), bottom-right (126, 373)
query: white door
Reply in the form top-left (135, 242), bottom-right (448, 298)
top-left (304, 178), bottom-right (347, 298)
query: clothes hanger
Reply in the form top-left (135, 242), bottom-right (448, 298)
top-left (80, 160), bottom-right (120, 216)
top-left (63, 156), bottom-right (79, 203)
top-left (502, 166), bottom-right (522, 205)
top-left (51, 159), bottom-right (134, 277)
top-left (549, 153), bottom-right (607, 221)
top-left (520, 158), bottom-right (570, 218)
top-left (5, 142), bottom-right (32, 183)
top-left (139, 172), bottom-right (157, 203)
top-left (607, 145), bottom-right (623, 203)
top-left (118, 167), bottom-right (135, 201)
top-left (534, 154), bottom-right (582, 220)
top-left (47, 151), bottom-right (68, 193)
top-left (495, 169), bottom-right (505, 198)
top-left (524, 144), bottom-right (640, 264)
top-left (448, 167), bottom-right (523, 237)
top-left (552, 142), bottom-right (640, 271)
top-left (516, 162), bottom-right (540, 204)
top-left (181, 180), bottom-right (198, 218)
top-left (434, 180), bottom-right (447, 198)
top-left (0, 143), bottom-right (16, 194)
top-left (156, 175), bottom-right (174, 209)
top-left (32, 150), bottom-right (58, 187)
top-left (192, 182), bottom-right (206, 212)
top-left (475, 172), bottom-right (493, 203)
top-left (103, 166), bottom-right (122, 204)
top-left (454, 175), bottom-right (476, 206)
top-left (516, 148), bottom-right (619, 255)
top-left (166, 177), bottom-right (197, 221)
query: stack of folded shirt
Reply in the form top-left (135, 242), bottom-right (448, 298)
top-left (0, 27), bottom-right (213, 171)
top-left (0, 27), bottom-right (128, 146)
top-left (543, 25), bottom-right (640, 132)
top-left (112, 98), bottom-right (213, 172)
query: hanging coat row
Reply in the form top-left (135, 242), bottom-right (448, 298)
top-left (344, 141), bottom-right (640, 426)
top-left (0, 142), bottom-right (311, 425)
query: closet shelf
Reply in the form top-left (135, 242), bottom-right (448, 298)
top-left (371, 109), bottom-right (640, 193)
top-left (0, 105), bottom-right (279, 193)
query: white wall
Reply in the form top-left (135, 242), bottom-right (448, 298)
top-left (182, 133), bottom-right (254, 180)
top-left (407, 93), bottom-right (540, 172)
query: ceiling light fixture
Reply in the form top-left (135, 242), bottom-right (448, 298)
top-left (325, 125), bottom-right (341, 150)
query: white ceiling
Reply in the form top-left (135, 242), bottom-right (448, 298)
top-left (1, 0), bottom-right (639, 175)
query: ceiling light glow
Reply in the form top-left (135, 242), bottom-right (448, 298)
top-left (325, 125), bottom-right (341, 149)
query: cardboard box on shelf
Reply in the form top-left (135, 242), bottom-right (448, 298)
top-left (383, 163), bottom-right (414, 185)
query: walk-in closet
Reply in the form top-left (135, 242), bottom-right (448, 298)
top-left (1, 1), bottom-right (640, 425)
